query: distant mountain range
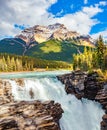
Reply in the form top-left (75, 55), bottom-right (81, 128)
top-left (0, 23), bottom-right (95, 62)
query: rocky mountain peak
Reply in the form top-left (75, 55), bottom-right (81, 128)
top-left (48, 23), bottom-right (66, 30)
top-left (15, 23), bottom-right (95, 47)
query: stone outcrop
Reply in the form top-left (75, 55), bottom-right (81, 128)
top-left (14, 79), bottom-right (25, 87)
top-left (84, 72), bottom-right (104, 100)
top-left (0, 100), bottom-right (63, 130)
top-left (95, 85), bottom-right (107, 130)
top-left (0, 79), bottom-right (14, 105)
top-left (84, 73), bottom-right (107, 130)
top-left (57, 70), bottom-right (107, 130)
top-left (57, 70), bottom-right (87, 99)
top-left (0, 79), bottom-right (63, 130)
top-left (101, 111), bottom-right (107, 130)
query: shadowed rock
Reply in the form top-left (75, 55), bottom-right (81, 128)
top-left (0, 101), bottom-right (63, 130)
top-left (57, 70), bottom-right (107, 130)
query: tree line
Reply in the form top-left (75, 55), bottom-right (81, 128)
top-left (73, 35), bottom-right (107, 71)
top-left (0, 53), bottom-right (72, 72)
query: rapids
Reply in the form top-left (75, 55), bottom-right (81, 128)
top-left (1, 71), bottom-right (104, 130)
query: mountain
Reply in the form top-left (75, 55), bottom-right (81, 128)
top-left (26, 39), bottom-right (85, 62)
top-left (0, 37), bottom-right (38, 56)
top-left (16, 23), bottom-right (95, 47)
top-left (0, 23), bottom-right (95, 62)
top-left (0, 38), bottom-right (25, 55)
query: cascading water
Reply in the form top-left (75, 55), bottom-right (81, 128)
top-left (8, 72), bottom-right (104, 130)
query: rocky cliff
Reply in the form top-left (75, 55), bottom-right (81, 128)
top-left (16, 23), bottom-right (95, 47)
top-left (0, 79), bottom-right (63, 130)
top-left (57, 70), bottom-right (107, 130)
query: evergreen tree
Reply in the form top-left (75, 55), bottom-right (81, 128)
top-left (103, 48), bottom-right (107, 69)
top-left (2, 56), bottom-right (7, 71)
top-left (11, 57), bottom-right (16, 71)
top-left (96, 35), bottom-right (105, 69)
top-left (16, 58), bottom-right (22, 71)
top-left (0, 53), bottom-right (72, 72)
top-left (73, 47), bottom-right (94, 71)
top-left (7, 55), bottom-right (11, 71)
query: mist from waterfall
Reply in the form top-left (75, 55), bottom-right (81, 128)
top-left (8, 74), bottom-right (104, 130)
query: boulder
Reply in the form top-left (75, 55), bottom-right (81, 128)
top-left (0, 101), bottom-right (63, 130)
top-left (57, 70), bottom-right (87, 99)
top-left (0, 79), bottom-right (63, 130)
top-left (0, 79), bottom-right (14, 104)
top-left (13, 79), bottom-right (25, 87)
top-left (84, 72), bottom-right (103, 100)
top-left (58, 70), bottom-right (107, 130)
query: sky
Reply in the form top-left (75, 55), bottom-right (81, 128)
top-left (0, 0), bottom-right (107, 40)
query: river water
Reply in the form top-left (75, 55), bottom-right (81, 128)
top-left (0, 71), bottom-right (104, 130)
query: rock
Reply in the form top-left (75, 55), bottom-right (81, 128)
top-left (57, 70), bottom-right (87, 99)
top-left (84, 72), bottom-right (103, 100)
top-left (0, 79), bottom-right (63, 130)
top-left (0, 101), bottom-right (63, 130)
top-left (0, 79), bottom-right (14, 105)
top-left (13, 79), bottom-right (25, 87)
top-left (58, 70), bottom-right (107, 130)
top-left (16, 23), bottom-right (95, 47)
top-left (101, 114), bottom-right (107, 130)
top-left (29, 88), bottom-right (34, 99)
top-left (84, 73), bottom-right (107, 130)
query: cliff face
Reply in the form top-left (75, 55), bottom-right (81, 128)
top-left (0, 79), bottom-right (63, 130)
top-left (57, 70), bottom-right (107, 130)
top-left (16, 23), bottom-right (95, 47)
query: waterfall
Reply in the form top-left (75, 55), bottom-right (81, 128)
top-left (9, 76), bottom-right (104, 130)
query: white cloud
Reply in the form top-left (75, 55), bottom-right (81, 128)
top-left (83, 5), bottom-right (103, 17)
top-left (95, 1), bottom-right (107, 7)
top-left (84, 0), bottom-right (88, 4)
top-left (0, 0), bottom-right (57, 37)
top-left (0, 0), bottom-right (106, 38)
top-left (56, 5), bottom-right (103, 34)
top-left (91, 29), bottom-right (107, 41)
top-left (99, 1), bottom-right (107, 6)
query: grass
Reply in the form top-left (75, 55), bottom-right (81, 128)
top-left (26, 39), bottom-right (85, 63)
top-left (96, 69), bottom-right (107, 82)
top-left (88, 69), bottom-right (107, 82)
top-left (40, 40), bottom-right (61, 53)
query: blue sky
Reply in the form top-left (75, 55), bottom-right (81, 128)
top-left (0, 0), bottom-right (107, 40)
top-left (48, 0), bottom-right (107, 35)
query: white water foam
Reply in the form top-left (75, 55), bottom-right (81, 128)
top-left (9, 77), bottom-right (104, 130)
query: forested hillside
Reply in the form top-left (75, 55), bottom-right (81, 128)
top-left (0, 53), bottom-right (72, 72)
top-left (26, 39), bottom-right (85, 63)
top-left (73, 36), bottom-right (107, 71)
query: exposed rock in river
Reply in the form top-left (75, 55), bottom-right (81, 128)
top-left (0, 79), bottom-right (14, 104)
top-left (57, 70), bottom-right (87, 99)
top-left (1, 71), bottom-right (107, 130)
top-left (13, 79), bottom-right (25, 87)
top-left (84, 72), bottom-right (103, 100)
top-left (0, 79), bottom-right (63, 130)
top-left (57, 70), bottom-right (107, 130)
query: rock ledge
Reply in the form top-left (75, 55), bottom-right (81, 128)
top-left (57, 70), bottom-right (107, 130)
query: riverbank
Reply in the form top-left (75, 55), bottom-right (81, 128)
top-left (0, 68), bottom-right (72, 75)
top-left (57, 70), bottom-right (107, 130)
top-left (0, 70), bottom-right (71, 79)
top-left (0, 71), bottom-right (104, 130)
top-left (0, 69), bottom-right (46, 75)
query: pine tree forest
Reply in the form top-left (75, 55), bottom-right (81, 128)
top-left (0, 53), bottom-right (71, 72)
top-left (73, 36), bottom-right (107, 71)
